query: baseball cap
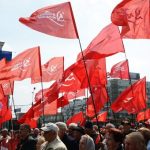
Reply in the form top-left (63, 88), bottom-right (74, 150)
top-left (41, 122), bottom-right (59, 132)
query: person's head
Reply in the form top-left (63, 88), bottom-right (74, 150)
top-left (125, 132), bottom-right (146, 150)
top-left (68, 123), bottom-right (77, 137)
top-left (33, 128), bottom-right (40, 137)
top-left (19, 124), bottom-right (31, 140)
top-left (79, 134), bottom-right (95, 150)
top-left (105, 123), bottom-right (115, 135)
top-left (72, 126), bottom-right (85, 141)
top-left (1, 128), bottom-right (8, 138)
top-left (106, 128), bottom-right (123, 150)
top-left (55, 122), bottom-right (67, 139)
top-left (122, 120), bottom-right (131, 134)
top-left (138, 127), bottom-right (150, 145)
top-left (84, 121), bottom-right (93, 135)
top-left (41, 122), bottom-right (59, 142)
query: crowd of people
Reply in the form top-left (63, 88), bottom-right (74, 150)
top-left (0, 119), bottom-right (150, 150)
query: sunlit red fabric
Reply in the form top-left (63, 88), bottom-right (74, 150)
top-left (32, 57), bottom-right (64, 83)
top-left (110, 60), bottom-right (129, 79)
top-left (77, 23), bottom-right (125, 60)
top-left (19, 2), bottom-right (78, 39)
top-left (0, 47), bottom-right (42, 83)
top-left (111, 0), bottom-right (150, 38)
top-left (92, 111), bottom-right (107, 122)
top-left (111, 77), bottom-right (147, 114)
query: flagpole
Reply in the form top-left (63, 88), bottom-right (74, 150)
top-left (77, 38), bottom-right (102, 135)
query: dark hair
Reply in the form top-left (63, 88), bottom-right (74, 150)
top-left (84, 121), bottom-right (93, 129)
top-left (20, 123), bottom-right (31, 132)
top-left (109, 128), bottom-right (124, 143)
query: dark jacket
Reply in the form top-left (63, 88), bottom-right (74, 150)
top-left (16, 135), bottom-right (37, 150)
top-left (62, 133), bottom-right (78, 150)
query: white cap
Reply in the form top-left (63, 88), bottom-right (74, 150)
top-left (41, 122), bottom-right (59, 133)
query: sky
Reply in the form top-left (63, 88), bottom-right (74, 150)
top-left (0, 0), bottom-right (150, 112)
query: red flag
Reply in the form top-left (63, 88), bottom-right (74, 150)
top-left (0, 85), bottom-right (5, 100)
top-left (111, 0), bottom-right (150, 38)
top-left (19, 2), bottom-right (78, 39)
top-left (66, 111), bottom-right (85, 126)
top-left (33, 100), bottom-right (57, 118)
top-left (64, 89), bottom-right (85, 100)
top-left (63, 59), bottom-right (107, 89)
top-left (60, 72), bottom-right (81, 92)
top-left (92, 111), bottom-right (107, 122)
top-left (136, 111), bottom-right (145, 122)
top-left (0, 97), bottom-right (9, 118)
top-left (145, 109), bottom-right (150, 120)
top-left (111, 77), bottom-right (147, 114)
top-left (110, 60), bottom-right (129, 79)
top-left (1, 81), bottom-right (14, 95)
top-left (32, 57), bottom-right (64, 83)
top-left (0, 58), bottom-right (6, 68)
top-left (77, 23), bottom-right (125, 60)
top-left (0, 107), bottom-right (12, 124)
top-left (86, 86), bottom-right (108, 117)
top-left (57, 96), bottom-right (69, 108)
top-left (0, 47), bottom-right (42, 83)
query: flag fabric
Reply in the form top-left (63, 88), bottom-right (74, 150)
top-left (19, 2), bottom-right (78, 39)
top-left (86, 86), bottom-right (108, 117)
top-left (136, 111), bottom-right (145, 122)
top-left (145, 109), bottom-right (150, 120)
top-left (0, 85), bottom-right (5, 100)
top-left (32, 57), bottom-right (64, 83)
top-left (111, 77), bottom-right (147, 114)
top-left (109, 60), bottom-right (129, 79)
top-left (0, 97), bottom-right (9, 118)
top-left (1, 81), bottom-right (14, 95)
top-left (35, 82), bottom-right (59, 103)
top-left (0, 58), bottom-right (6, 68)
top-left (33, 100), bottom-right (57, 118)
top-left (66, 111), bottom-right (85, 126)
top-left (0, 107), bottom-right (12, 124)
top-left (111, 0), bottom-right (150, 38)
top-left (60, 72), bottom-right (81, 92)
top-left (64, 89), bottom-right (85, 100)
top-left (57, 96), bottom-right (69, 108)
top-left (92, 111), bottom-right (107, 122)
top-left (0, 47), bottom-right (42, 83)
top-left (77, 23), bottom-right (125, 60)
top-left (62, 59), bottom-right (107, 89)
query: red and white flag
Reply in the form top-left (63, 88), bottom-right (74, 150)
top-left (110, 60), bottom-right (129, 79)
top-left (0, 47), bottom-right (42, 83)
top-left (32, 57), bottom-right (64, 83)
top-left (19, 2), bottom-right (78, 39)
top-left (111, 0), bottom-right (150, 38)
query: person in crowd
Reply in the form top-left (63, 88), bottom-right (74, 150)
top-left (84, 121), bottom-right (102, 150)
top-left (8, 130), bottom-right (20, 150)
top-left (56, 122), bottom-right (78, 150)
top-left (138, 127), bottom-right (150, 150)
top-left (106, 128), bottom-right (124, 150)
top-left (124, 131), bottom-right (146, 150)
top-left (41, 122), bottom-right (67, 150)
top-left (121, 120), bottom-right (135, 138)
top-left (16, 123), bottom-right (37, 150)
top-left (32, 128), bottom-right (40, 141)
top-left (72, 125), bottom-right (85, 150)
top-left (36, 136), bottom-right (45, 150)
top-left (67, 123), bottom-right (77, 138)
top-left (0, 128), bottom-right (11, 150)
top-left (79, 134), bottom-right (95, 150)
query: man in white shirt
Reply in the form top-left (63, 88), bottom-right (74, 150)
top-left (41, 122), bottom-right (67, 150)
